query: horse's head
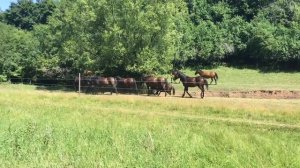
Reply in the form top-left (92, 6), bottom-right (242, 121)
top-left (171, 70), bottom-right (180, 80)
top-left (195, 70), bottom-right (202, 75)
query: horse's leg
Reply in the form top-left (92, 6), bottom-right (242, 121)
top-left (163, 87), bottom-right (167, 97)
top-left (182, 87), bottom-right (187, 97)
top-left (214, 76), bottom-right (217, 85)
top-left (134, 82), bottom-right (139, 95)
top-left (186, 88), bottom-right (192, 98)
top-left (200, 86), bottom-right (204, 98)
top-left (156, 90), bottom-right (160, 96)
top-left (109, 87), bottom-right (113, 95)
top-left (210, 78), bottom-right (213, 84)
top-left (197, 85), bottom-right (203, 98)
top-left (99, 88), bottom-right (103, 95)
top-left (114, 86), bottom-right (118, 95)
top-left (147, 86), bottom-right (150, 96)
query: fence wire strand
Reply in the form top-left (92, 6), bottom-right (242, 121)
top-left (1, 76), bottom-right (299, 95)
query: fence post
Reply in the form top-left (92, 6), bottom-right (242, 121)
top-left (79, 73), bottom-right (81, 94)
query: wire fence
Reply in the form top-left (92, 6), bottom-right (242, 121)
top-left (1, 76), bottom-right (299, 96)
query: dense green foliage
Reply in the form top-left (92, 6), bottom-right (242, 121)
top-left (3, 0), bottom-right (55, 30)
top-left (0, 22), bottom-right (39, 80)
top-left (0, 0), bottom-right (299, 80)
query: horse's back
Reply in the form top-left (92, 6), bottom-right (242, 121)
top-left (144, 76), bottom-right (167, 90)
top-left (144, 76), bottom-right (157, 87)
top-left (183, 77), bottom-right (198, 87)
top-left (197, 70), bottom-right (216, 78)
top-left (118, 77), bottom-right (136, 88)
top-left (94, 76), bottom-right (116, 86)
top-left (107, 77), bottom-right (117, 86)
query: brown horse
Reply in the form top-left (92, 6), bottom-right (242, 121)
top-left (116, 76), bottom-right (138, 94)
top-left (172, 70), bottom-right (208, 98)
top-left (91, 76), bottom-right (118, 94)
top-left (157, 82), bottom-right (175, 96)
top-left (195, 70), bottom-right (218, 84)
top-left (142, 75), bottom-right (169, 96)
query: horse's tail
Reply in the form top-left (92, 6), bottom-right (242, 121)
top-left (215, 72), bottom-right (218, 80)
top-left (204, 79), bottom-right (209, 90)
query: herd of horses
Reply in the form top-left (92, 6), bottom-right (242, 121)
top-left (74, 70), bottom-right (218, 98)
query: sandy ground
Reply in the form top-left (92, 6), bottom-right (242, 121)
top-left (202, 90), bottom-right (300, 99)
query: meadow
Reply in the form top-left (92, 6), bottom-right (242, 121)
top-left (171, 66), bottom-right (300, 92)
top-left (0, 83), bottom-right (300, 167)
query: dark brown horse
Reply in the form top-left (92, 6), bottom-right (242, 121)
top-left (157, 82), bottom-right (175, 96)
top-left (195, 70), bottom-right (218, 84)
top-left (142, 75), bottom-right (169, 96)
top-left (172, 70), bottom-right (208, 98)
top-left (90, 76), bottom-right (118, 94)
top-left (116, 76), bottom-right (138, 94)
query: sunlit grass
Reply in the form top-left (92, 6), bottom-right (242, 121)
top-left (171, 66), bottom-right (300, 92)
top-left (0, 84), bottom-right (300, 167)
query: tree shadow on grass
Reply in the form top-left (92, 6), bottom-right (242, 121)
top-left (35, 84), bottom-right (75, 92)
top-left (225, 62), bottom-right (300, 73)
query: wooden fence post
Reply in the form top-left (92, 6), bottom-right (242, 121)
top-left (79, 73), bottom-right (81, 94)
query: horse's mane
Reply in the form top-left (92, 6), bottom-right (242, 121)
top-left (176, 70), bottom-right (188, 78)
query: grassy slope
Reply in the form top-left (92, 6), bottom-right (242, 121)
top-left (171, 66), bottom-right (300, 92)
top-left (0, 84), bottom-right (300, 167)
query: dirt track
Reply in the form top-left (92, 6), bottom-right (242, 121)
top-left (205, 90), bottom-right (300, 99)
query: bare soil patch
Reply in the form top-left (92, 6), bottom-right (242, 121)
top-left (206, 90), bottom-right (300, 99)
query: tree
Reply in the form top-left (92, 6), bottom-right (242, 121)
top-left (4, 0), bottom-right (55, 30)
top-left (244, 0), bottom-right (300, 69)
top-left (0, 22), bottom-right (39, 79)
top-left (34, 0), bottom-right (189, 75)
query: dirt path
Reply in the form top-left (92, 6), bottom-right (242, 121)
top-left (205, 90), bottom-right (300, 99)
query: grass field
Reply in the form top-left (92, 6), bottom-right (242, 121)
top-left (171, 66), bottom-right (300, 92)
top-left (1, 84), bottom-right (300, 167)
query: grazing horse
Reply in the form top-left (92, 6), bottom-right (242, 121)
top-left (157, 82), bottom-right (175, 96)
top-left (116, 76), bottom-right (138, 94)
top-left (195, 70), bottom-right (218, 84)
top-left (172, 70), bottom-right (208, 98)
top-left (142, 75), bottom-right (169, 96)
top-left (91, 76), bottom-right (118, 94)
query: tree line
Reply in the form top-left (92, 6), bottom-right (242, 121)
top-left (0, 0), bottom-right (299, 81)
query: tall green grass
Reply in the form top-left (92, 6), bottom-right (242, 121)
top-left (0, 84), bottom-right (300, 167)
top-left (171, 66), bottom-right (300, 92)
